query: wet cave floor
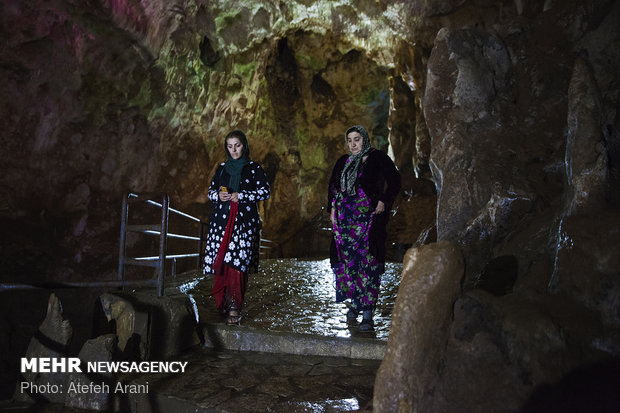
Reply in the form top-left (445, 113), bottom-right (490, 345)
top-left (1, 259), bottom-right (402, 413)
top-left (184, 258), bottom-right (403, 341)
top-left (139, 258), bottom-right (404, 412)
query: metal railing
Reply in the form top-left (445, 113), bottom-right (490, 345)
top-left (118, 192), bottom-right (207, 296)
top-left (0, 192), bottom-right (207, 295)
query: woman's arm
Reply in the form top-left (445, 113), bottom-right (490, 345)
top-left (208, 165), bottom-right (224, 202)
top-left (381, 153), bottom-right (402, 208)
top-left (237, 163), bottom-right (270, 202)
top-left (364, 151), bottom-right (401, 211)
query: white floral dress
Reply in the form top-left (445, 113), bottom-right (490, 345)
top-left (203, 161), bottom-right (270, 274)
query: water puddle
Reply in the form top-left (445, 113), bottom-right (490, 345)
top-left (281, 397), bottom-right (360, 412)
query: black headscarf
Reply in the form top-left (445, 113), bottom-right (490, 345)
top-left (341, 125), bottom-right (372, 196)
top-left (223, 130), bottom-right (250, 192)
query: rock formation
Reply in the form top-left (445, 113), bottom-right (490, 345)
top-left (65, 334), bottom-right (117, 411)
top-left (14, 293), bottom-right (73, 404)
top-left (374, 241), bottom-right (464, 412)
top-left (374, 1), bottom-right (620, 411)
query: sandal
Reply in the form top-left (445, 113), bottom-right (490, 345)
top-left (226, 306), bottom-right (242, 325)
top-left (346, 309), bottom-right (359, 326)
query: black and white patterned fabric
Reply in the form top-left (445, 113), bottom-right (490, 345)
top-left (203, 161), bottom-right (270, 274)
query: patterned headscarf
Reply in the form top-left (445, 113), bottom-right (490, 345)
top-left (341, 125), bottom-right (372, 196)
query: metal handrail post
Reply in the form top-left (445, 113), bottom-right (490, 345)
top-left (118, 193), bottom-right (129, 286)
top-left (197, 221), bottom-right (204, 270)
top-left (157, 194), bottom-right (169, 297)
top-left (117, 191), bottom-right (206, 297)
top-left (0, 192), bottom-right (213, 296)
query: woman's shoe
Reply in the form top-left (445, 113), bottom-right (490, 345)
top-left (359, 318), bottom-right (374, 331)
top-left (346, 309), bottom-right (359, 325)
top-left (359, 310), bottom-right (374, 332)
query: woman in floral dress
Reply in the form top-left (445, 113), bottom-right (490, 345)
top-left (327, 125), bottom-right (401, 331)
top-left (203, 130), bottom-right (270, 324)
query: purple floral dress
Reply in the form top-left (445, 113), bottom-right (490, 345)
top-left (331, 169), bottom-right (382, 312)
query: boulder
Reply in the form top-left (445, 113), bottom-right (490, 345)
top-left (64, 334), bottom-right (117, 411)
top-left (99, 292), bottom-right (199, 360)
top-left (373, 241), bottom-right (463, 412)
top-left (13, 293), bottom-right (72, 404)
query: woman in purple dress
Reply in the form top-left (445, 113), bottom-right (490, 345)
top-left (327, 125), bottom-right (401, 331)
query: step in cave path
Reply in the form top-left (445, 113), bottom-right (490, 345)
top-left (0, 260), bottom-right (398, 413)
top-left (117, 260), bottom-right (387, 413)
top-left (119, 260), bottom-right (399, 413)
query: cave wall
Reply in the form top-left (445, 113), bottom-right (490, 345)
top-left (0, 0), bottom-right (412, 280)
top-left (373, 0), bottom-right (620, 412)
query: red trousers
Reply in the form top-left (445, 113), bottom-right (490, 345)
top-left (212, 265), bottom-right (248, 312)
top-left (211, 201), bottom-right (248, 311)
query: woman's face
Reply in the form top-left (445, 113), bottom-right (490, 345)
top-left (227, 137), bottom-right (244, 160)
top-left (346, 131), bottom-right (363, 155)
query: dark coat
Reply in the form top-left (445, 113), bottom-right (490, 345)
top-left (203, 161), bottom-right (270, 274)
top-left (328, 149), bottom-right (401, 264)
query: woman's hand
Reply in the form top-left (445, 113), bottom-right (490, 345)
top-left (219, 191), bottom-right (231, 202)
top-left (330, 208), bottom-right (335, 227)
top-left (373, 200), bottom-right (385, 214)
top-left (219, 191), bottom-right (239, 202)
